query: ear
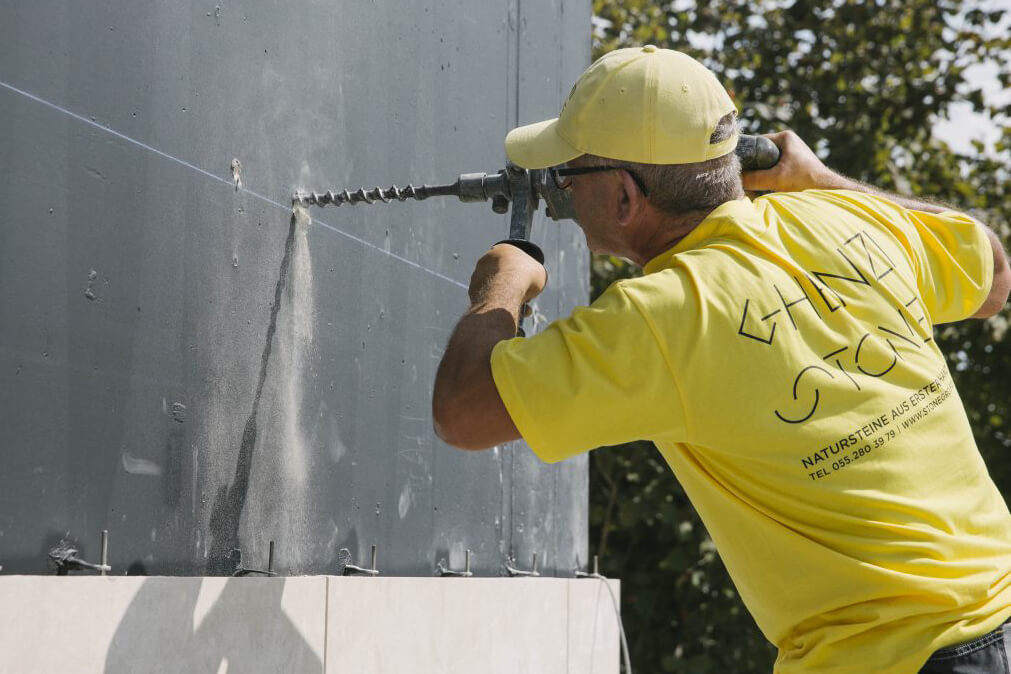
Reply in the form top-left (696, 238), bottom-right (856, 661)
top-left (616, 169), bottom-right (646, 227)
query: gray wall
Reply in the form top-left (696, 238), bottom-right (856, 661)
top-left (0, 1), bottom-right (591, 576)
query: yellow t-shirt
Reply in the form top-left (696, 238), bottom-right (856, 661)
top-left (490, 189), bottom-right (1010, 673)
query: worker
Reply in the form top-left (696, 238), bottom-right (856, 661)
top-left (432, 46), bottom-right (1011, 673)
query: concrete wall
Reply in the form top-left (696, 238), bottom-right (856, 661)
top-left (0, 2), bottom-right (591, 575)
top-left (0, 576), bottom-right (620, 673)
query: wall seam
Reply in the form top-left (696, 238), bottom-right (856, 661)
top-left (565, 579), bottom-right (572, 674)
top-left (322, 576), bottom-right (330, 673)
top-left (515, 0), bottom-right (522, 127)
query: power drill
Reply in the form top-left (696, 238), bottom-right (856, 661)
top-left (293, 134), bottom-right (780, 331)
top-left (294, 135), bottom-right (779, 259)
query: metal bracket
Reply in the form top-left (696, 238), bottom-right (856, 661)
top-left (436, 549), bottom-right (473, 577)
top-left (338, 545), bottom-right (379, 576)
top-left (504, 551), bottom-right (540, 577)
top-left (48, 530), bottom-right (112, 575)
top-left (231, 541), bottom-right (277, 577)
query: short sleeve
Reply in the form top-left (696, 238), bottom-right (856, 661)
top-left (904, 209), bottom-right (994, 323)
top-left (829, 191), bottom-right (994, 324)
top-left (489, 281), bottom-right (687, 463)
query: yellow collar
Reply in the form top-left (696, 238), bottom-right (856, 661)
top-left (642, 197), bottom-right (755, 275)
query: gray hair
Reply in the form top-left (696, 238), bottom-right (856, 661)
top-left (584, 112), bottom-right (744, 216)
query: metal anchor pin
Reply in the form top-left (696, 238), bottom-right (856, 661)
top-left (504, 551), bottom-right (540, 577)
top-left (48, 530), bottom-right (113, 575)
top-left (436, 549), bottom-right (473, 577)
top-left (231, 541), bottom-right (277, 577)
top-left (100, 529), bottom-right (109, 576)
top-left (575, 554), bottom-right (603, 579)
top-left (338, 544), bottom-right (379, 576)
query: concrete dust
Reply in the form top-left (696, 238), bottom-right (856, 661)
top-left (233, 205), bottom-right (317, 573)
top-left (207, 205), bottom-right (320, 575)
top-left (275, 205), bottom-right (314, 569)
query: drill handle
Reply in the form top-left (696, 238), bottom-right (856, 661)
top-left (503, 164), bottom-right (546, 337)
top-left (494, 238), bottom-right (545, 264)
top-left (495, 237), bottom-right (544, 338)
top-left (736, 134), bottom-right (781, 171)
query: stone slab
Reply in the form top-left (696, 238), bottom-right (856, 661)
top-left (325, 577), bottom-right (619, 673)
top-left (0, 575), bottom-right (618, 673)
top-left (0, 576), bottom-right (327, 674)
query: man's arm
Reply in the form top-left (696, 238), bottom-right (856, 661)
top-left (742, 130), bottom-right (1011, 319)
top-left (432, 243), bottom-right (546, 450)
top-left (971, 226), bottom-right (1011, 319)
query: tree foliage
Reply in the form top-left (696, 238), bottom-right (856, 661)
top-left (587, 1), bottom-right (1011, 671)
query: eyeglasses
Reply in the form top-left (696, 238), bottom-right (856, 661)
top-left (549, 165), bottom-right (649, 197)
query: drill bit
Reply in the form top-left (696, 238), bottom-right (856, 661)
top-left (293, 183), bottom-right (459, 208)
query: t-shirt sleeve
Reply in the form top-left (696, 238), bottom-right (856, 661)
top-left (905, 209), bottom-right (994, 323)
top-left (489, 281), bottom-right (687, 464)
top-left (833, 191), bottom-right (994, 323)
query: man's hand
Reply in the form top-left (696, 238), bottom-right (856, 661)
top-left (741, 130), bottom-right (843, 193)
top-left (432, 243), bottom-right (547, 450)
top-left (468, 243), bottom-right (548, 308)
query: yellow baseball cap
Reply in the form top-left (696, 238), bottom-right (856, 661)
top-left (505, 45), bottom-right (738, 169)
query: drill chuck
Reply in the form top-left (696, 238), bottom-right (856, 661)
top-left (454, 172), bottom-right (510, 202)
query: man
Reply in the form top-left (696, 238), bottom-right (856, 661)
top-left (432, 45), bottom-right (1011, 673)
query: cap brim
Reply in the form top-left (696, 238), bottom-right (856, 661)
top-left (504, 118), bottom-right (583, 169)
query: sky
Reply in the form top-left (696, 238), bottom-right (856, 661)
top-left (933, 0), bottom-right (1010, 157)
top-left (934, 60), bottom-right (1008, 156)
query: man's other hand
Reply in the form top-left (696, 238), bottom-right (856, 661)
top-left (742, 130), bottom-right (843, 193)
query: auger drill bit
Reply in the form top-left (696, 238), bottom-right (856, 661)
top-left (293, 183), bottom-right (459, 208)
top-left (293, 171), bottom-right (514, 210)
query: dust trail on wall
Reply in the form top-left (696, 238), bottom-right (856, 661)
top-left (206, 210), bottom-right (299, 575)
top-left (270, 205), bottom-right (314, 570)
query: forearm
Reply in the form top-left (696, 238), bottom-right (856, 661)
top-left (433, 242), bottom-right (545, 449)
top-left (815, 172), bottom-right (955, 215)
top-left (743, 131), bottom-right (958, 215)
top-left (438, 298), bottom-right (521, 403)
top-left (432, 285), bottom-right (525, 449)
